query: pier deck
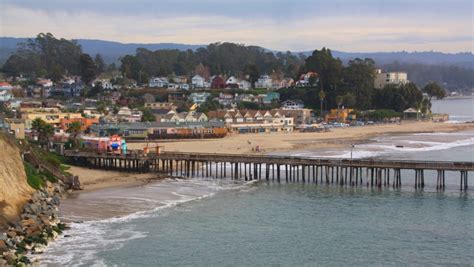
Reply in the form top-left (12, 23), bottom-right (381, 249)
top-left (64, 150), bottom-right (473, 190)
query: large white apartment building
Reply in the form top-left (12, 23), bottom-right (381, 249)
top-left (374, 69), bottom-right (409, 89)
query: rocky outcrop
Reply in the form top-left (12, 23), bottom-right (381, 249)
top-left (0, 134), bottom-right (34, 230)
top-left (0, 181), bottom-right (67, 265)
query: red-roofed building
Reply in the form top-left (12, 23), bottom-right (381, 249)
top-left (211, 76), bottom-right (226, 89)
top-left (0, 82), bottom-right (13, 90)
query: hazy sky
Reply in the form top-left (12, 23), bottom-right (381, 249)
top-left (0, 0), bottom-right (472, 52)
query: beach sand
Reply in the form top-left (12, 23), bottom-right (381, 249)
top-left (128, 121), bottom-right (474, 155)
top-left (67, 165), bottom-right (165, 192)
top-left (67, 121), bottom-right (473, 192)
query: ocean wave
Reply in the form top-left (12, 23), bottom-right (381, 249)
top-left (40, 178), bottom-right (253, 266)
top-left (365, 138), bottom-right (474, 153)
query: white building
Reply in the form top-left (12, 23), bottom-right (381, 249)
top-left (190, 92), bottom-right (211, 105)
top-left (281, 100), bottom-right (304, 110)
top-left (255, 75), bottom-right (272, 89)
top-left (0, 90), bottom-right (13, 102)
top-left (149, 77), bottom-right (169, 88)
top-left (0, 82), bottom-right (13, 90)
top-left (238, 80), bottom-right (251, 90)
top-left (192, 75), bottom-right (205, 88)
top-left (374, 69), bottom-right (409, 89)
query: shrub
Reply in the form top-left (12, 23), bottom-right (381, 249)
top-left (24, 162), bottom-right (45, 190)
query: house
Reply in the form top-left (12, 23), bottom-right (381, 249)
top-left (255, 75), bottom-right (272, 89)
top-left (179, 84), bottom-right (190, 90)
top-left (92, 79), bottom-right (113, 90)
top-left (0, 90), bottom-right (13, 102)
top-left (192, 75), bottom-right (205, 88)
top-left (211, 76), bottom-right (226, 89)
top-left (189, 92), bottom-right (211, 105)
top-left (217, 93), bottom-right (234, 107)
top-left (281, 99), bottom-right (304, 110)
top-left (296, 72), bottom-right (318, 87)
top-left (145, 102), bottom-right (177, 110)
top-left (280, 78), bottom-right (295, 88)
top-left (172, 76), bottom-right (188, 84)
top-left (37, 78), bottom-right (53, 88)
top-left (374, 69), bottom-right (409, 89)
top-left (83, 108), bottom-right (104, 119)
top-left (238, 80), bottom-right (251, 90)
top-left (262, 92), bottom-right (280, 105)
top-left (167, 91), bottom-right (187, 102)
top-left (235, 94), bottom-right (259, 103)
top-left (116, 107), bottom-right (142, 123)
top-left (5, 118), bottom-right (25, 139)
top-left (149, 77), bottom-right (169, 88)
top-left (226, 76), bottom-right (239, 89)
top-left (276, 108), bottom-right (312, 125)
top-left (158, 111), bottom-right (208, 123)
top-left (0, 82), bottom-right (13, 90)
top-left (208, 109), bottom-right (294, 133)
top-left (21, 111), bottom-right (82, 129)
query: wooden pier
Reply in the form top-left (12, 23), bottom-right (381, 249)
top-left (64, 150), bottom-right (473, 191)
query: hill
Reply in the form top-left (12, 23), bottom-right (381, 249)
top-left (1, 37), bottom-right (472, 68)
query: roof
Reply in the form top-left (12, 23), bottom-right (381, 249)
top-left (91, 121), bottom-right (225, 131)
top-left (404, 108), bottom-right (420, 113)
top-left (0, 82), bottom-right (12, 87)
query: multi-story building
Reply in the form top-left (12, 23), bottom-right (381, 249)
top-left (21, 111), bottom-right (83, 129)
top-left (374, 69), bottom-right (409, 89)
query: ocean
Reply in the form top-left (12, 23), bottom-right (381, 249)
top-left (40, 98), bottom-right (474, 266)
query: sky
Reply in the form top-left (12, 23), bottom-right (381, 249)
top-left (0, 0), bottom-right (472, 52)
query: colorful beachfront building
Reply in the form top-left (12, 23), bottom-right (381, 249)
top-left (21, 111), bottom-right (83, 129)
top-left (325, 108), bottom-right (355, 122)
top-left (207, 109), bottom-right (295, 133)
top-left (90, 121), bottom-right (227, 139)
top-left (60, 117), bottom-right (99, 132)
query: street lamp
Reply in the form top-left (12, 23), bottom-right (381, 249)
top-left (350, 144), bottom-right (355, 160)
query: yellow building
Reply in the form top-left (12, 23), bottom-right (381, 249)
top-left (325, 108), bottom-right (355, 122)
top-left (5, 118), bottom-right (25, 139)
top-left (22, 112), bottom-right (83, 129)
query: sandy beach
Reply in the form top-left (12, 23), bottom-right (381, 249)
top-left (66, 165), bottom-right (165, 192)
top-left (128, 121), bottom-right (474, 155)
top-left (66, 121), bottom-right (473, 192)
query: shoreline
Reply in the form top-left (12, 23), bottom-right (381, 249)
top-left (128, 121), bottom-right (474, 155)
top-left (63, 121), bottom-right (474, 194)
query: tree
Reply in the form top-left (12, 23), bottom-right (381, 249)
top-left (94, 54), bottom-right (107, 75)
top-left (141, 108), bottom-right (156, 122)
top-left (2, 33), bottom-right (83, 78)
top-left (79, 54), bottom-right (97, 84)
top-left (319, 90), bottom-right (326, 117)
top-left (244, 64), bottom-right (260, 88)
top-left (423, 82), bottom-right (446, 101)
top-left (32, 118), bottom-right (54, 144)
top-left (197, 97), bottom-right (222, 114)
top-left (66, 121), bottom-right (82, 135)
top-left (305, 48), bottom-right (343, 108)
top-left (342, 58), bottom-right (376, 109)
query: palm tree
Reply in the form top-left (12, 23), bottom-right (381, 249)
top-left (319, 90), bottom-right (326, 120)
top-left (67, 121), bottom-right (83, 148)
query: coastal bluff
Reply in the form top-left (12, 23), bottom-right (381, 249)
top-left (0, 134), bottom-right (34, 230)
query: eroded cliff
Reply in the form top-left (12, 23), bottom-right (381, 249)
top-left (0, 134), bottom-right (34, 229)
